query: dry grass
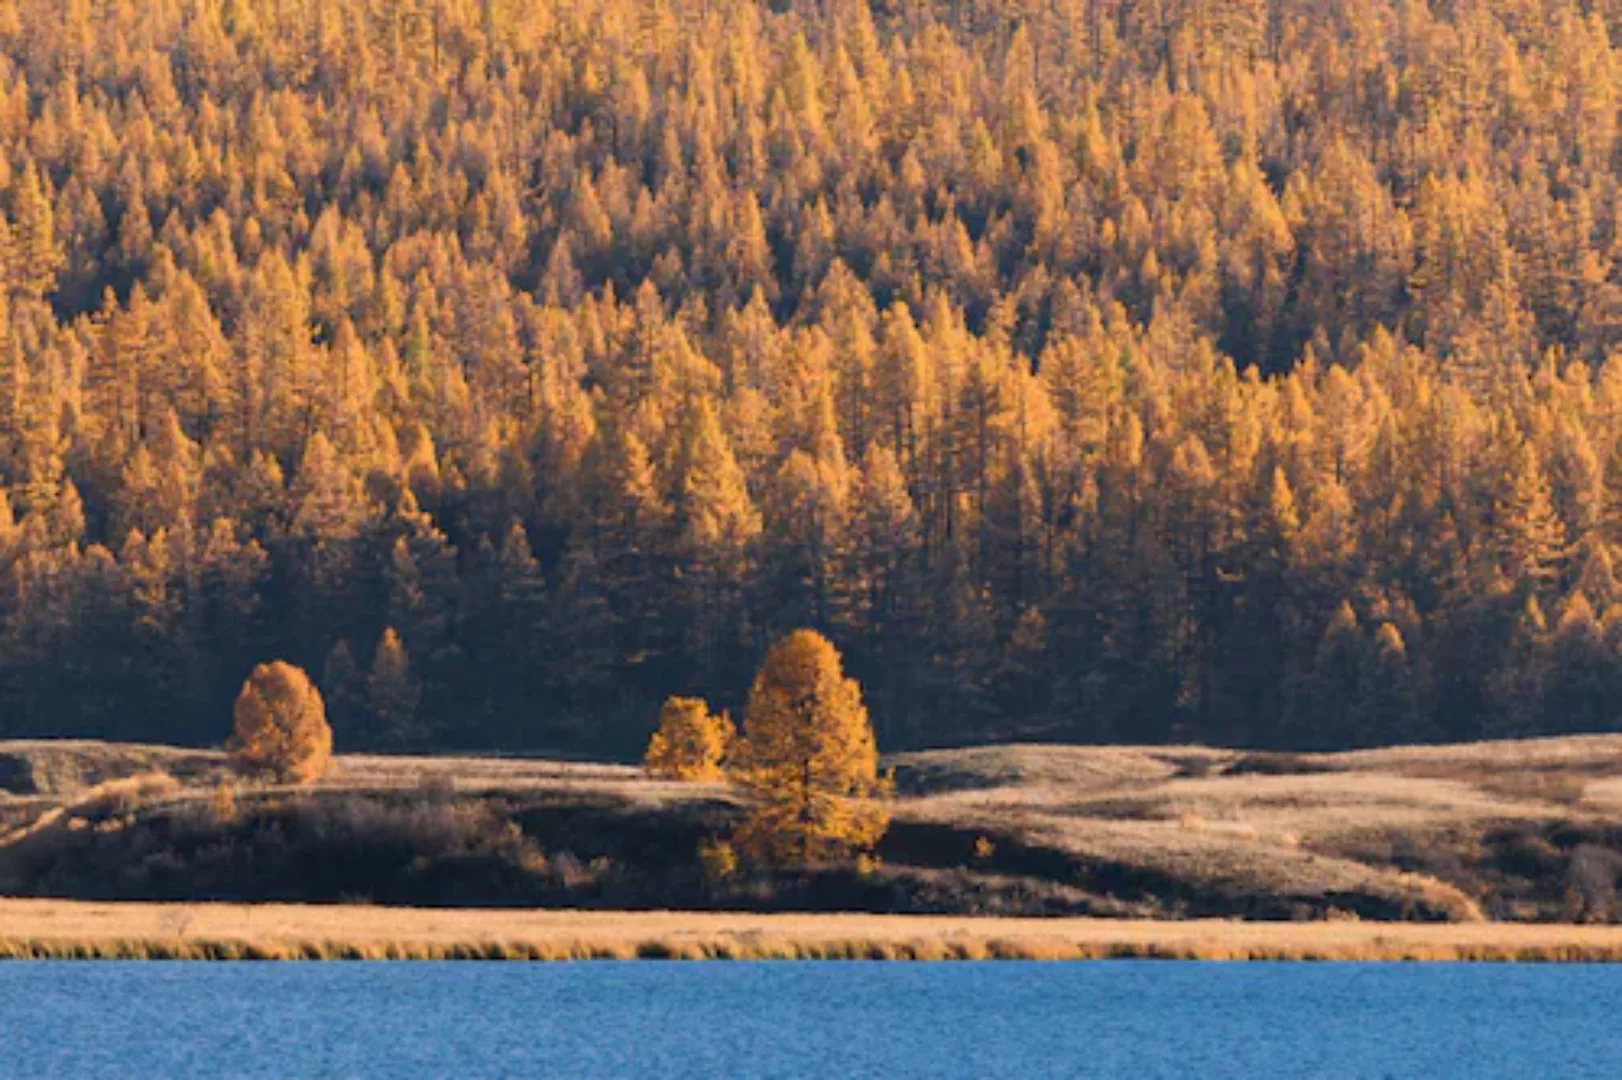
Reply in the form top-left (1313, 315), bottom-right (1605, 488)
top-left (0, 740), bottom-right (703, 802)
top-left (893, 735), bottom-right (1622, 921)
top-left (888, 745), bottom-right (1229, 795)
top-left (993, 814), bottom-right (1488, 923)
top-left (7, 733), bottom-right (1622, 924)
top-left (3, 899), bottom-right (1622, 961)
top-left (0, 741), bottom-right (229, 796)
top-left (1581, 777), bottom-right (1622, 813)
top-left (1327, 735), bottom-right (1622, 775)
top-left (67, 772), bottom-right (184, 818)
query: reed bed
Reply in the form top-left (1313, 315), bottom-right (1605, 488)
top-left (5, 900), bottom-right (1622, 962)
top-left (7, 936), bottom-right (1622, 963)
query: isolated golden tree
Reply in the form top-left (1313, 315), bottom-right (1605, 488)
top-left (644, 695), bottom-right (733, 781)
top-left (231, 661), bottom-right (333, 784)
top-left (733, 630), bottom-right (889, 864)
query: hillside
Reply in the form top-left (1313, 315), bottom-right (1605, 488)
top-left (6, 735), bottom-right (1622, 923)
top-left (4, 1), bottom-right (1622, 758)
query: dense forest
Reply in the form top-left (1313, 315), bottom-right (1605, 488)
top-left (2, 0), bottom-right (1622, 755)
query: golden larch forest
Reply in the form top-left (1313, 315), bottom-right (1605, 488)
top-left (0, 0), bottom-right (1618, 756)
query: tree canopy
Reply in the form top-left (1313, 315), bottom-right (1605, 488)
top-left (0, 1), bottom-right (1621, 753)
top-left (645, 695), bottom-right (733, 781)
top-left (231, 661), bottom-right (332, 784)
top-left (733, 630), bottom-right (888, 864)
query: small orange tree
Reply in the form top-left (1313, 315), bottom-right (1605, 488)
top-left (231, 661), bottom-right (332, 784)
top-left (733, 630), bottom-right (890, 864)
top-left (645, 696), bottom-right (733, 780)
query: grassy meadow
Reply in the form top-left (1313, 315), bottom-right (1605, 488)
top-left (5, 734), bottom-right (1622, 947)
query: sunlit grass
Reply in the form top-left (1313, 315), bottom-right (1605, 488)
top-left (5, 901), bottom-right (1622, 962)
top-left (7, 936), bottom-right (1622, 962)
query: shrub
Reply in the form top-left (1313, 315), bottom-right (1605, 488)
top-left (209, 782), bottom-right (238, 825)
top-left (644, 696), bottom-right (733, 781)
top-left (698, 838), bottom-right (738, 880)
top-left (231, 662), bottom-right (332, 784)
top-left (70, 772), bottom-right (182, 820)
top-left (1565, 845), bottom-right (1621, 922)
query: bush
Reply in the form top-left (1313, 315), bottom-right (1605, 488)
top-left (209, 782), bottom-right (238, 825)
top-left (698, 838), bottom-right (738, 881)
top-left (69, 772), bottom-right (182, 820)
top-left (1565, 845), bottom-right (1621, 922)
top-left (231, 662), bottom-right (332, 784)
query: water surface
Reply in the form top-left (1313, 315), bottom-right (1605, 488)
top-left (2, 961), bottom-right (1617, 1078)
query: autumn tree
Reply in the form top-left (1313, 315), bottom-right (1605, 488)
top-left (367, 627), bottom-right (424, 748)
top-left (13, 0), bottom-right (1622, 757)
top-left (644, 695), bottom-right (733, 781)
top-left (733, 630), bottom-right (890, 864)
top-left (230, 662), bottom-right (333, 784)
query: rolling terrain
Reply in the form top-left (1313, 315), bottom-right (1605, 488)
top-left (5, 735), bottom-right (1622, 924)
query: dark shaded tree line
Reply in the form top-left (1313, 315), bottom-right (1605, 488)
top-left (1, 0), bottom-right (1622, 754)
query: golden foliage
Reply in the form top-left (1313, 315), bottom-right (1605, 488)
top-left (733, 630), bottom-right (890, 865)
top-left (698, 838), bottom-right (738, 881)
top-left (231, 662), bottom-right (332, 785)
top-left (644, 696), bottom-right (734, 781)
top-left (10, 0), bottom-right (1622, 757)
top-left (210, 782), bottom-right (238, 826)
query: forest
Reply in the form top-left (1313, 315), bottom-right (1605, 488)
top-left (1, 0), bottom-right (1621, 755)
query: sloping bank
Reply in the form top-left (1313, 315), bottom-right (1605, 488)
top-left (5, 900), bottom-right (1622, 961)
top-left (7, 737), bottom-right (1622, 930)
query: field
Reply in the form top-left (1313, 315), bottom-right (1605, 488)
top-left (891, 737), bottom-right (1622, 922)
top-left (4, 735), bottom-right (1622, 925)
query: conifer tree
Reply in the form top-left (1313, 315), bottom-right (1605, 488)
top-left (231, 661), bottom-right (331, 784)
top-left (678, 398), bottom-right (760, 684)
top-left (1495, 436), bottom-right (1567, 586)
top-left (367, 626), bottom-right (424, 748)
top-left (8, 165), bottom-right (62, 301)
top-left (321, 638), bottom-right (368, 744)
top-left (644, 696), bottom-right (733, 781)
top-left (733, 630), bottom-right (889, 865)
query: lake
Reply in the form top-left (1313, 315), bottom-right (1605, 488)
top-left (1, 961), bottom-right (1617, 1077)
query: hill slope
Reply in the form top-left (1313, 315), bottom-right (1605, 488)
top-left (5, 736), bottom-right (1622, 922)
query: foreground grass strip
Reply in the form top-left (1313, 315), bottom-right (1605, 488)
top-left (7, 935), bottom-right (1622, 963)
top-left (6, 901), bottom-right (1622, 962)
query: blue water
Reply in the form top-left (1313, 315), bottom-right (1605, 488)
top-left (1, 962), bottom-right (1619, 1078)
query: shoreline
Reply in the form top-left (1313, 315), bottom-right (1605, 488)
top-left (5, 900), bottom-right (1622, 961)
